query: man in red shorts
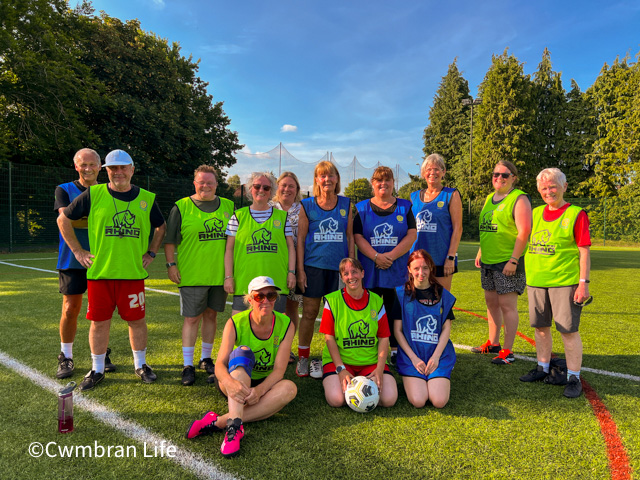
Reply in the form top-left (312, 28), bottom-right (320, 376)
top-left (58, 149), bottom-right (166, 391)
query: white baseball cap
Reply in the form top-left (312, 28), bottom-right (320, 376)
top-left (104, 149), bottom-right (134, 167)
top-left (247, 276), bottom-right (281, 292)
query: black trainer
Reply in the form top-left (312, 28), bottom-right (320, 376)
top-left (135, 364), bottom-right (157, 383)
top-left (471, 340), bottom-right (502, 354)
top-left (182, 365), bottom-right (196, 386)
top-left (520, 365), bottom-right (548, 382)
top-left (56, 352), bottom-right (74, 379)
top-left (563, 375), bottom-right (583, 398)
top-left (79, 370), bottom-right (105, 391)
top-left (198, 357), bottom-right (215, 375)
top-left (104, 347), bottom-right (116, 373)
top-left (206, 373), bottom-right (217, 384)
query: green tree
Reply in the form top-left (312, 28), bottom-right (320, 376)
top-left (344, 178), bottom-right (373, 203)
top-left (531, 48), bottom-right (566, 175)
top-left (473, 49), bottom-right (536, 197)
top-left (583, 56), bottom-right (640, 196)
top-left (564, 80), bottom-right (597, 195)
top-left (397, 173), bottom-right (427, 200)
top-left (423, 59), bottom-right (471, 195)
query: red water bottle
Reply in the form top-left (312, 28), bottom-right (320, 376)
top-left (58, 381), bottom-right (77, 433)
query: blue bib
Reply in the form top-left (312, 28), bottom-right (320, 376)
top-left (410, 188), bottom-right (456, 267)
top-left (301, 195), bottom-right (350, 270)
top-left (57, 182), bottom-right (90, 270)
top-left (356, 198), bottom-right (412, 289)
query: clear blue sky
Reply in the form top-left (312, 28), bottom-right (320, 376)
top-left (79, 0), bottom-right (640, 178)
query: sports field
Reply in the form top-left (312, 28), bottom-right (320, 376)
top-left (0, 242), bottom-right (638, 480)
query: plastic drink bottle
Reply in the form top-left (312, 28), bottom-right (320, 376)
top-left (58, 381), bottom-right (77, 433)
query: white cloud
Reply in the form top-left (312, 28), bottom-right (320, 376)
top-left (281, 124), bottom-right (298, 133)
top-left (150, 0), bottom-right (165, 8)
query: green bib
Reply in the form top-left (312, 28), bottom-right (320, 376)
top-left (525, 205), bottom-right (581, 287)
top-left (175, 196), bottom-right (234, 286)
top-left (321, 290), bottom-right (384, 366)
top-left (87, 184), bottom-right (154, 280)
top-left (232, 310), bottom-right (291, 379)
top-left (479, 189), bottom-right (527, 264)
top-left (233, 207), bottom-right (289, 295)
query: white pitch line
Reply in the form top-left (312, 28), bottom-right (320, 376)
top-left (2, 260), bottom-right (637, 383)
top-left (0, 257), bottom-right (59, 261)
top-left (0, 350), bottom-right (237, 480)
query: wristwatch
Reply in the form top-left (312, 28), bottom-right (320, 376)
top-left (447, 255), bottom-right (455, 261)
top-left (336, 365), bottom-right (346, 374)
top-left (146, 250), bottom-right (156, 258)
top-left (166, 262), bottom-right (177, 268)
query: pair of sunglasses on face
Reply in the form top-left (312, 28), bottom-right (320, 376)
top-left (252, 291), bottom-right (279, 303)
top-left (493, 172), bottom-right (513, 179)
top-left (253, 184), bottom-right (271, 192)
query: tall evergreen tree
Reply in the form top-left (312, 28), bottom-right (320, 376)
top-left (422, 59), bottom-right (470, 195)
top-left (564, 80), bottom-right (597, 195)
top-left (473, 49), bottom-right (536, 197)
top-left (531, 48), bottom-right (566, 176)
top-left (584, 56), bottom-right (640, 196)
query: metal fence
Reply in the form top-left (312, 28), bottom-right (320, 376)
top-left (1, 162), bottom-right (638, 252)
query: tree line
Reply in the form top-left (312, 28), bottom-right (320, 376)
top-left (423, 48), bottom-right (640, 202)
top-left (0, 0), bottom-right (242, 183)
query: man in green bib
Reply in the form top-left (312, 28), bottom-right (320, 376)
top-left (164, 165), bottom-right (234, 386)
top-left (58, 149), bottom-right (166, 391)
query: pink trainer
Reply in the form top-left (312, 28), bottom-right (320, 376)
top-left (220, 418), bottom-right (244, 458)
top-left (186, 411), bottom-right (222, 439)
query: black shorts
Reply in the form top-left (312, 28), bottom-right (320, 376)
top-left (434, 264), bottom-right (458, 277)
top-left (303, 265), bottom-right (340, 298)
top-left (59, 269), bottom-right (87, 296)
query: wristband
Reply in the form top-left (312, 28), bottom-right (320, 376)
top-left (166, 262), bottom-right (176, 268)
top-left (146, 250), bottom-right (156, 258)
top-left (288, 270), bottom-right (295, 274)
top-left (579, 279), bottom-right (590, 283)
top-left (509, 260), bottom-right (518, 265)
top-left (510, 256), bottom-right (519, 261)
top-left (224, 275), bottom-right (233, 280)
top-left (447, 255), bottom-right (455, 261)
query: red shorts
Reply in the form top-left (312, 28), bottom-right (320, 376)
top-left (87, 279), bottom-right (146, 321)
top-left (323, 362), bottom-right (391, 377)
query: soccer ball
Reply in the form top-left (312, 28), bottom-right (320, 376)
top-left (344, 376), bottom-right (379, 413)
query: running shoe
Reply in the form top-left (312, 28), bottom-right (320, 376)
top-left (186, 411), bottom-right (222, 439)
top-left (309, 359), bottom-right (323, 379)
top-left (56, 352), bottom-right (74, 379)
top-left (182, 365), bottom-right (196, 386)
top-left (104, 347), bottom-right (116, 373)
top-left (135, 364), bottom-right (157, 383)
top-left (471, 340), bottom-right (501, 354)
top-left (491, 349), bottom-right (515, 365)
top-left (198, 357), bottom-right (215, 375)
top-left (220, 418), bottom-right (244, 458)
top-left (520, 365), bottom-right (548, 382)
top-left (296, 357), bottom-right (309, 377)
top-left (563, 375), bottom-right (583, 398)
top-left (79, 370), bottom-right (104, 391)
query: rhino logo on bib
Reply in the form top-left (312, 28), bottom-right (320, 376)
top-left (416, 210), bottom-right (436, 233)
top-left (106, 210), bottom-right (140, 238)
top-left (253, 348), bottom-right (272, 373)
top-left (199, 217), bottom-right (225, 241)
top-left (247, 228), bottom-right (277, 253)
top-left (314, 217), bottom-right (343, 243)
top-left (411, 314), bottom-right (439, 344)
top-left (371, 222), bottom-right (397, 247)
top-left (344, 319), bottom-right (375, 349)
top-left (528, 229), bottom-right (555, 255)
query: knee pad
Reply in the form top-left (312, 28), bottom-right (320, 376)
top-left (228, 346), bottom-right (255, 378)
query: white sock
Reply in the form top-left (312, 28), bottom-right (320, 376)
top-left (133, 349), bottom-right (146, 369)
top-left (568, 369), bottom-right (580, 380)
top-left (200, 342), bottom-right (213, 361)
top-left (182, 346), bottom-right (195, 367)
top-left (538, 361), bottom-right (550, 373)
top-left (61, 343), bottom-right (73, 359)
top-left (91, 353), bottom-right (106, 374)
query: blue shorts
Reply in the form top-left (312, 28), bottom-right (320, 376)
top-left (396, 346), bottom-right (456, 380)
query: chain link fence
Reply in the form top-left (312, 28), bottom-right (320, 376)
top-left (1, 162), bottom-right (638, 252)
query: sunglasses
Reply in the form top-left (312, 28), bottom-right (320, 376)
top-left (252, 184), bottom-right (272, 192)
top-left (493, 172), bottom-right (513, 179)
top-left (252, 291), bottom-right (279, 303)
top-left (573, 296), bottom-right (593, 307)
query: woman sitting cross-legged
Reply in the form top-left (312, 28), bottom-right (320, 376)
top-left (186, 276), bottom-right (297, 458)
top-left (320, 257), bottom-right (397, 408)
top-left (393, 249), bottom-right (456, 408)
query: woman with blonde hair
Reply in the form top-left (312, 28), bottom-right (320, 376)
top-left (295, 161), bottom-right (354, 378)
top-left (224, 172), bottom-right (296, 316)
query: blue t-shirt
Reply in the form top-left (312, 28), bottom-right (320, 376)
top-left (56, 182), bottom-right (90, 270)
top-left (301, 195), bottom-right (350, 271)
top-left (411, 188), bottom-right (457, 267)
top-left (395, 285), bottom-right (456, 380)
top-left (356, 198), bottom-right (412, 289)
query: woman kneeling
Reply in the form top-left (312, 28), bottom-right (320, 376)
top-left (393, 250), bottom-right (456, 408)
top-left (186, 276), bottom-right (297, 457)
top-left (320, 257), bottom-right (398, 408)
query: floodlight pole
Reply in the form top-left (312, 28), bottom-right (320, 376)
top-left (461, 97), bottom-right (482, 214)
